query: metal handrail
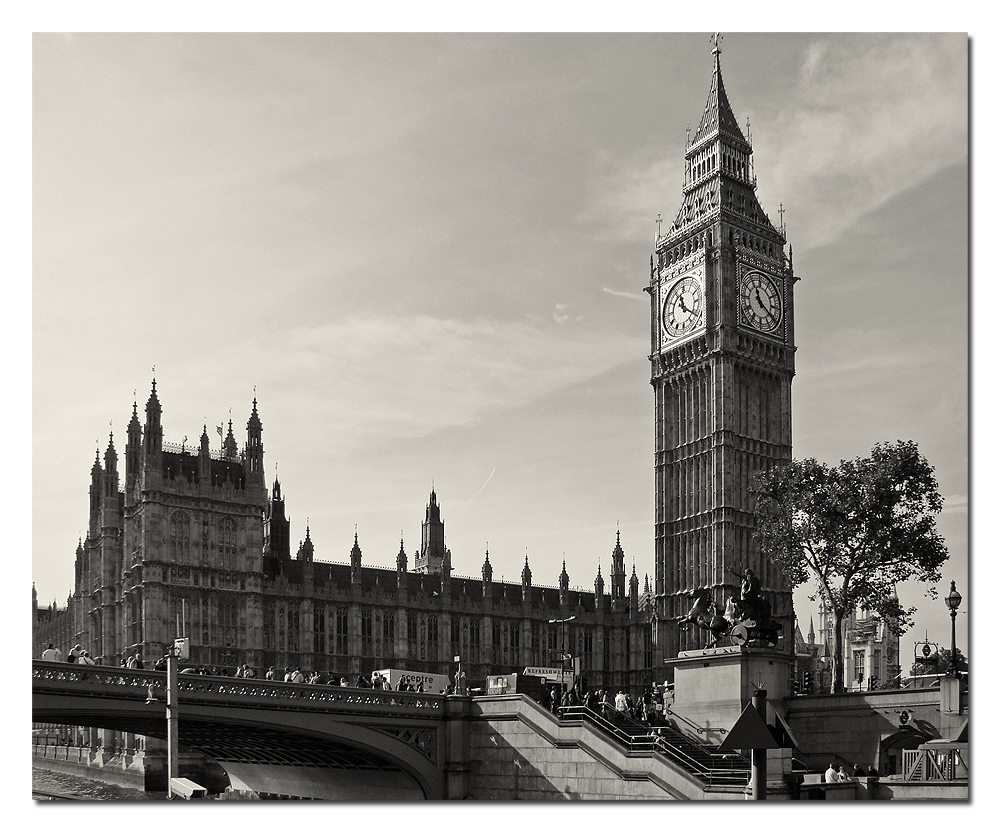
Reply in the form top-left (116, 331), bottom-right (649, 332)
top-left (664, 705), bottom-right (727, 735)
top-left (557, 705), bottom-right (748, 786)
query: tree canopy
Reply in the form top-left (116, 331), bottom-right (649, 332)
top-left (753, 440), bottom-right (948, 692)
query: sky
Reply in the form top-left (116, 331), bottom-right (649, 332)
top-left (26, 30), bottom-right (972, 672)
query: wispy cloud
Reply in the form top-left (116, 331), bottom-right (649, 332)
top-left (942, 494), bottom-right (968, 515)
top-left (248, 315), bottom-right (646, 448)
top-left (756, 34), bottom-right (967, 252)
top-left (579, 35), bottom-right (966, 253)
top-left (602, 286), bottom-right (646, 302)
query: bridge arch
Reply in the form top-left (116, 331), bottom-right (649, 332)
top-left (33, 662), bottom-right (449, 799)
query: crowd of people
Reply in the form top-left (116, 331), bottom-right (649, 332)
top-left (40, 642), bottom-right (96, 665)
top-left (542, 681), bottom-right (669, 726)
top-left (825, 762), bottom-right (879, 782)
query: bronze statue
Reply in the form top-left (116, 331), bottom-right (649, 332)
top-left (677, 588), bottom-right (729, 644)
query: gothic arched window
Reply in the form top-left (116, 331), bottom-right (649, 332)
top-left (169, 511), bottom-right (191, 564)
top-left (219, 518), bottom-right (237, 570)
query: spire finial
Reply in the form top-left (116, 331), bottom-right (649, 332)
top-left (711, 32), bottom-right (723, 61)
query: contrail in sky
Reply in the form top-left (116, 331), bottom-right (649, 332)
top-left (458, 467), bottom-right (497, 513)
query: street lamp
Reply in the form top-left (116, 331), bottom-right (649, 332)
top-left (944, 581), bottom-right (963, 677)
top-left (548, 616), bottom-right (576, 695)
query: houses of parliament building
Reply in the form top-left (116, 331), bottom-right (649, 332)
top-left (34, 38), bottom-right (801, 694)
top-left (33, 380), bottom-right (657, 690)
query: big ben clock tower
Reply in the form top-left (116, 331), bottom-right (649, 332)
top-left (649, 36), bottom-right (795, 665)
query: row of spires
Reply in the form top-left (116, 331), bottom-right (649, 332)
top-left (288, 505), bottom-right (647, 604)
top-left (90, 382), bottom-right (651, 605)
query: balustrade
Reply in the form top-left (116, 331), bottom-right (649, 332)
top-left (32, 660), bottom-right (443, 715)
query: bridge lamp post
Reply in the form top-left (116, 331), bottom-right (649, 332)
top-left (945, 581), bottom-right (962, 678)
top-left (148, 639), bottom-right (185, 791)
top-left (548, 616), bottom-right (575, 695)
top-left (166, 643), bottom-right (180, 785)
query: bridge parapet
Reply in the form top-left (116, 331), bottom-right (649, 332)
top-left (32, 660), bottom-right (443, 718)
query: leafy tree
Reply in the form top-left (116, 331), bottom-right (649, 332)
top-left (909, 647), bottom-right (967, 678)
top-left (753, 441), bottom-right (948, 693)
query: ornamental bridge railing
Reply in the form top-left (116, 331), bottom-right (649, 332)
top-left (32, 661), bottom-right (444, 719)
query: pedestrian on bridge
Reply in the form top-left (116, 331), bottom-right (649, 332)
top-left (291, 668), bottom-right (305, 683)
top-left (266, 667), bottom-right (275, 681)
top-left (41, 643), bottom-right (62, 662)
top-left (80, 651), bottom-right (95, 666)
top-left (614, 690), bottom-right (628, 721)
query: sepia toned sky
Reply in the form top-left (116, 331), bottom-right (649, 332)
top-left (28, 30), bottom-right (971, 668)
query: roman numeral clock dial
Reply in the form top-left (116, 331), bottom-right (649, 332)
top-left (739, 270), bottom-right (782, 334)
top-left (661, 271), bottom-right (705, 341)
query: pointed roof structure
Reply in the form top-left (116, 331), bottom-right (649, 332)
top-left (664, 33), bottom-right (781, 242)
top-left (689, 34), bottom-right (746, 148)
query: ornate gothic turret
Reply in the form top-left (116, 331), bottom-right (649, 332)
top-left (244, 397), bottom-right (264, 486)
top-left (297, 525), bottom-right (314, 563)
top-left (396, 536), bottom-right (408, 574)
top-left (521, 553), bottom-right (532, 601)
top-left (350, 531), bottom-right (362, 583)
top-left (595, 562), bottom-right (605, 605)
top-left (415, 487), bottom-right (446, 575)
top-left (198, 424), bottom-right (211, 483)
top-left (88, 448), bottom-right (103, 538)
top-left (265, 477), bottom-right (290, 560)
top-left (126, 400), bottom-right (141, 501)
top-left (559, 560), bottom-right (570, 606)
top-left (222, 419), bottom-right (238, 461)
top-left (610, 530), bottom-right (626, 609)
top-left (482, 549), bottom-right (493, 594)
top-left (442, 547), bottom-right (452, 584)
top-left (143, 379), bottom-right (162, 465)
top-left (103, 432), bottom-right (119, 500)
top-left (629, 562), bottom-right (639, 616)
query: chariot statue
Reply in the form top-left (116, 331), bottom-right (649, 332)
top-left (677, 566), bottom-right (781, 648)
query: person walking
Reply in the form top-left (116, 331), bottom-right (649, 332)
top-left (825, 762), bottom-right (839, 783)
top-left (68, 644), bottom-right (82, 663)
top-left (614, 690), bottom-right (628, 720)
top-left (41, 643), bottom-right (61, 662)
top-left (265, 666), bottom-right (275, 681)
top-left (290, 667), bottom-right (304, 683)
top-left (79, 651), bottom-right (96, 666)
top-left (600, 689), bottom-right (613, 720)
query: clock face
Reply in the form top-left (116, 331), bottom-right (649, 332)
top-left (662, 276), bottom-right (704, 338)
top-left (739, 271), bottom-right (782, 333)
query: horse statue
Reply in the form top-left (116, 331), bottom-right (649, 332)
top-left (677, 588), bottom-right (730, 644)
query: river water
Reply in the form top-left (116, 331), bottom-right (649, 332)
top-left (32, 763), bottom-right (163, 801)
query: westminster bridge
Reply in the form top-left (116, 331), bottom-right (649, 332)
top-left (33, 660), bottom-right (752, 799)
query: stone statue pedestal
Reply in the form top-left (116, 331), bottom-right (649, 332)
top-left (667, 645), bottom-right (793, 741)
top-left (666, 645), bottom-right (795, 798)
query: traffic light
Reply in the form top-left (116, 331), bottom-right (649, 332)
top-left (793, 679), bottom-right (801, 695)
top-left (803, 672), bottom-right (813, 694)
